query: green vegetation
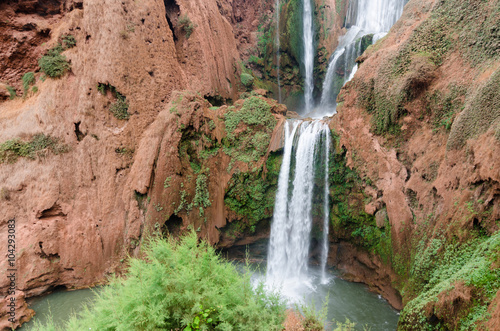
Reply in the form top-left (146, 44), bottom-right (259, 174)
top-left (224, 152), bottom-right (282, 235)
top-left (34, 232), bottom-right (287, 330)
top-left (223, 97), bottom-right (276, 163)
top-left (38, 41), bottom-right (73, 78)
top-left (399, 231), bottom-right (500, 330)
top-left (97, 83), bottom-right (131, 120)
top-left (0, 134), bottom-right (68, 164)
top-left (191, 174), bottom-right (211, 217)
top-left (178, 14), bottom-right (196, 39)
top-left (328, 139), bottom-right (392, 262)
top-left (61, 34), bottom-right (77, 49)
top-left (240, 73), bottom-right (254, 88)
top-left (426, 83), bottom-right (466, 131)
top-left (22, 72), bottom-right (36, 96)
top-left (356, 0), bottom-right (500, 137)
top-left (109, 94), bottom-right (130, 120)
top-left (6, 85), bottom-right (16, 99)
top-left (447, 69), bottom-right (500, 149)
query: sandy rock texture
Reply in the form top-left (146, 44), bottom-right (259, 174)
top-left (0, 0), bottom-right (274, 328)
top-left (330, 0), bottom-right (500, 327)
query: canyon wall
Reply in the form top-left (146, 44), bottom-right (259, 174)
top-left (329, 0), bottom-right (500, 328)
top-left (0, 0), bottom-right (286, 328)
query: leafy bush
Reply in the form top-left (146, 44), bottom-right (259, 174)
top-left (38, 35), bottom-right (76, 78)
top-left (61, 34), bottom-right (76, 49)
top-left (6, 85), bottom-right (16, 99)
top-left (39, 49), bottom-right (70, 78)
top-left (109, 94), bottom-right (130, 120)
top-left (178, 14), bottom-right (196, 39)
top-left (36, 232), bottom-right (287, 330)
top-left (0, 134), bottom-right (68, 163)
top-left (240, 73), bottom-right (254, 88)
top-left (22, 72), bottom-right (35, 95)
top-left (224, 97), bottom-right (275, 135)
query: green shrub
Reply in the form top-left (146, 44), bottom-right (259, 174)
top-left (6, 85), bottom-right (16, 99)
top-left (178, 14), bottom-right (196, 39)
top-left (61, 34), bottom-right (76, 49)
top-left (39, 50), bottom-right (70, 78)
top-left (240, 73), bottom-right (254, 88)
top-left (224, 97), bottom-right (275, 135)
top-left (109, 93), bottom-right (130, 120)
top-left (36, 232), bottom-right (286, 330)
top-left (22, 72), bottom-right (35, 95)
top-left (0, 134), bottom-right (68, 163)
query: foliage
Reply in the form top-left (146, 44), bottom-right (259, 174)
top-left (240, 73), bottom-right (254, 88)
top-left (224, 97), bottom-right (275, 135)
top-left (0, 134), bottom-right (68, 164)
top-left (192, 174), bottom-right (211, 217)
top-left (223, 152), bottom-right (282, 235)
top-left (35, 232), bottom-right (287, 330)
top-left (178, 14), bottom-right (196, 39)
top-left (22, 72), bottom-right (36, 95)
top-left (38, 40), bottom-right (74, 78)
top-left (98, 83), bottom-right (131, 120)
top-left (6, 85), bottom-right (16, 99)
top-left (328, 138), bottom-right (392, 262)
top-left (223, 97), bottom-right (276, 163)
top-left (109, 93), bottom-right (130, 120)
top-left (447, 68), bottom-right (500, 149)
top-left (61, 34), bottom-right (76, 49)
top-left (399, 231), bottom-right (500, 330)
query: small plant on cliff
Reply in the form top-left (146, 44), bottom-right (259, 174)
top-left (39, 47), bottom-right (71, 78)
top-left (178, 14), bottom-right (196, 39)
top-left (61, 34), bottom-right (76, 49)
top-left (6, 85), bottom-right (16, 99)
top-left (109, 93), bottom-right (130, 120)
top-left (0, 134), bottom-right (68, 163)
top-left (22, 72), bottom-right (36, 97)
top-left (34, 232), bottom-right (286, 330)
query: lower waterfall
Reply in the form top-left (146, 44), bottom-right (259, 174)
top-left (266, 120), bottom-right (331, 298)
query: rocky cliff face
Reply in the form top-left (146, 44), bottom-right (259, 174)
top-left (330, 0), bottom-right (500, 328)
top-left (0, 0), bottom-right (282, 328)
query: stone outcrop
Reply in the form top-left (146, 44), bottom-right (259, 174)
top-left (329, 0), bottom-right (500, 328)
top-left (0, 0), bottom-right (279, 328)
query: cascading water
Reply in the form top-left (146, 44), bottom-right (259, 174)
top-left (266, 0), bottom-right (406, 310)
top-left (267, 120), bottom-right (331, 298)
top-left (318, 0), bottom-right (406, 113)
top-left (275, 0), bottom-right (282, 103)
top-left (320, 128), bottom-right (331, 284)
top-left (302, 0), bottom-right (315, 112)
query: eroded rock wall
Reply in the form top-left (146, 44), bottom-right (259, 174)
top-left (329, 0), bottom-right (500, 328)
top-left (0, 0), bottom-right (278, 328)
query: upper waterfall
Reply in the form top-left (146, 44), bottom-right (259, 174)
top-left (317, 0), bottom-right (406, 115)
top-left (302, 0), bottom-right (315, 112)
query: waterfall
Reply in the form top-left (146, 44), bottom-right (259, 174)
top-left (267, 121), bottom-right (299, 280)
top-left (319, 0), bottom-right (406, 112)
top-left (267, 120), bottom-right (331, 295)
top-left (319, 48), bottom-right (345, 107)
top-left (275, 0), bottom-right (282, 103)
top-left (302, 0), bottom-right (315, 112)
top-left (320, 128), bottom-right (331, 283)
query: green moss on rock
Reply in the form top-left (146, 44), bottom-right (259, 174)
top-left (447, 68), bottom-right (500, 149)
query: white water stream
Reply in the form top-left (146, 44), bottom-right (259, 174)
top-left (316, 0), bottom-right (406, 116)
top-left (302, 0), bottom-right (315, 112)
top-left (267, 120), bottom-right (331, 300)
top-left (266, 0), bottom-right (407, 307)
